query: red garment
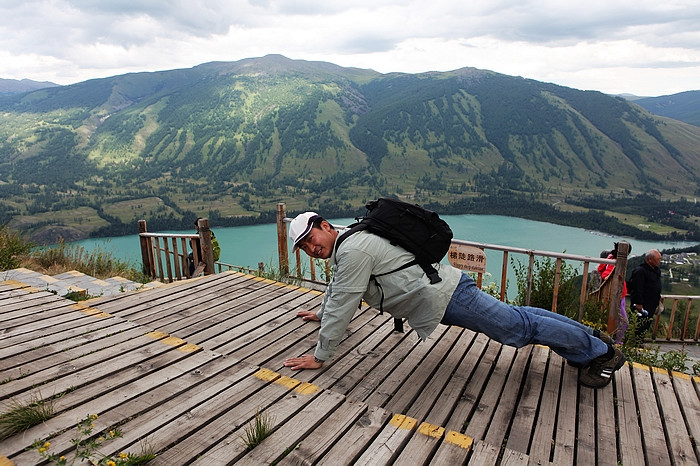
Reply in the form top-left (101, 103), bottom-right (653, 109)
top-left (598, 255), bottom-right (627, 296)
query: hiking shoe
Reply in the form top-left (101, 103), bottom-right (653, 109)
top-left (567, 330), bottom-right (614, 368)
top-left (579, 345), bottom-right (626, 388)
top-left (594, 329), bottom-right (614, 345)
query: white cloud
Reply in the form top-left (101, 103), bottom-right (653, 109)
top-left (0, 0), bottom-right (699, 95)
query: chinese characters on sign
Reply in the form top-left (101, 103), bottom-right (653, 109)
top-left (447, 244), bottom-right (487, 274)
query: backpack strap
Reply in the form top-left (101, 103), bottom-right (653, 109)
top-left (335, 223), bottom-right (435, 334)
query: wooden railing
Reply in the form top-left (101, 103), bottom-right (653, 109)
top-left (274, 202), bottom-right (629, 337)
top-left (654, 295), bottom-right (700, 342)
top-left (138, 218), bottom-right (216, 282)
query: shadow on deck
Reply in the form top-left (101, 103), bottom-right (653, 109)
top-left (1, 271), bottom-right (699, 465)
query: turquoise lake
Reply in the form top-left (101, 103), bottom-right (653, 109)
top-left (70, 214), bottom-right (695, 295)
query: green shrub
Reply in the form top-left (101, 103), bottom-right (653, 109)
top-left (0, 225), bottom-right (33, 270)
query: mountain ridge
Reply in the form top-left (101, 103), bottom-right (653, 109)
top-left (1, 55), bottom-right (699, 244)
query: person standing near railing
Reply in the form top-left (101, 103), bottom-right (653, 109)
top-left (282, 211), bottom-right (626, 389)
top-left (598, 243), bottom-right (629, 344)
top-left (627, 249), bottom-right (662, 344)
top-left (188, 217), bottom-right (221, 276)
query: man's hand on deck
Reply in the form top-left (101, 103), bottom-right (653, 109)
top-left (297, 310), bottom-right (320, 321)
top-left (283, 354), bottom-right (323, 370)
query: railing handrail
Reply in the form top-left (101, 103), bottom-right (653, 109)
top-left (138, 218), bottom-right (215, 282)
top-left (139, 232), bottom-right (199, 239)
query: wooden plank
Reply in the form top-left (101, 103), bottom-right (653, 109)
top-left (528, 353), bottom-right (564, 464)
top-left (363, 325), bottom-right (449, 409)
top-left (354, 413), bottom-right (417, 465)
top-left (312, 314), bottom-right (396, 392)
top-left (633, 363), bottom-right (672, 465)
top-left (653, 368), bottom-right (698, 465)
top-left (467, 439), bottom-right (500, 465)
top-left (275, 399), bottom-right (370, 465)
top-left (500, 447), bottom-right (529, 465)
top-left (316, 406), bottom-right (392, 465)
top-left (384, 325), bottom-right (464, 415)
top-left (149, 370), bottom-right (318, 465)
top-left (428, 430), bottom-right (473, 465)
top-left (89, 358), bottom-right (259, 463)
top-left (615, 364), bottom-right (644, 465)
top-left (0, 301), bottom-right (89, 343)
top-left (0, 329), bottom-right (194, 403)
top-left (442, 339), bottom-right (501, 433)
top-left (183, 282), bottom-right (307, 344)
top-left (506, 344), bottom-right (549, 453)
top-left (143, 282), bottom-right (289, 343)
top-left (576, 385), bottom-right (596, 465)
top-left (0, 316), bottom-right (131, 364)
top-left (0, 323), bottom-right (144, 381)
top-left (394, 421), bottom-right (445, 465)
top-left (267, 305), bottom-right (380, 372)
top-left (344, 330), bottom-right (421, 402)
top-left (483, 345), bottom-right (533, 448)
top-left (421, 330), bottom-right (487, 426)
top-left (465, 344), bottom-right (518, 441)
top-left (402, 326), bottom-right (469, 421)
top-left (211, 290), bottom-right (323, 355)
top-left (595, 378), bottom-right (618, 465)
top-left (4, 349), bottom-right (231, 460)
top-left (196, 388), bottom-right (338, 466)
top-left (552, 363), bottom-right (578, 465)
top-left (673, 373), bottom-right (700, 461)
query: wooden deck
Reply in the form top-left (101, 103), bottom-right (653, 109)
top-left (1, 271), bottom-right (699, 465)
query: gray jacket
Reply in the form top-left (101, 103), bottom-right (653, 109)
top-left (314, 230), bottom-right (462, 361)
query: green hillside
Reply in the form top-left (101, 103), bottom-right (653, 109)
top-left (1, 55), bottom-right (699, 244)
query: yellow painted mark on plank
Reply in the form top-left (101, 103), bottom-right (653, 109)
top-left (674, 372), bottom-right (691, 380)
top-left (652, 366), bottom-right (668, 375)
top-left (389, 414), bottom-right (417, 431)
top-left (694, 375), bottom-right (700, 383)
top-left (0, 454), bottom-right (15, 465)
top-left (276, 376), bottom-right (301, 390)
top-left (418, 422), bottom-right (445, 439)
top-left (161, 336), bottom-right (187, 346)
top-left (145, 331), bottom-right (201, 351)
top-left (254, 368), bottom-right (280, 382)
top-left (65, 270), bottom-right (86, 277)
top-left (252, 369), bottom-right (318, 394)
top-left (178, 344), bottom-right (201, 353)
top-left (295, 382), bottom-right (319, 395)
top-left (1, 280), bottom-right (41, 292)
top-left (70, 302), bottom-right (111, 318)
top-left (444, 430), bottom-right (473, 450)
top-left (631, 362), bottom-right (650, 371)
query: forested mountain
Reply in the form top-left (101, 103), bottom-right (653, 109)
top-left (633, 91), bottom-right (700, 127)
top-left (0, 78), bottom-right (59, 96)
top-left (1, 54), bottom-right (699, 243)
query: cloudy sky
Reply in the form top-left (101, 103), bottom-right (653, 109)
top-left (1, 0), bottom-right (698, 97)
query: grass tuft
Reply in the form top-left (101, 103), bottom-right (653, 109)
top-left (0, 393), bottom-right (55, 440)
top-left (240, 409), bottom-right (275, 450)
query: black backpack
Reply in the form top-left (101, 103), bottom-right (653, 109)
top-left (335, 198), bottom-right (453, 332)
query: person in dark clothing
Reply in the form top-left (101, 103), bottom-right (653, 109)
top-left (627, 249), bottom-right (662, 344)
top-left (188, 217), bottom-right (221, 276)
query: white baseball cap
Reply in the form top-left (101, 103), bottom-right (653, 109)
top-left (289, 212), bottom-right (321, 251)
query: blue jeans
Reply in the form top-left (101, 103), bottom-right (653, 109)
top-left (442, 273), bottom-right (608, 365)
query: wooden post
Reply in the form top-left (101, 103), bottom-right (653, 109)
top-left (138, 220), bottom-right (152, 277)
top-left (500, 251), bottom-right (509, 302)
top-left (198, 218), bottom-right (215, 275)
top-left (277, 203), bottom-right (289, 276)
top-left (608, 241), bottom-right (630, 337)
